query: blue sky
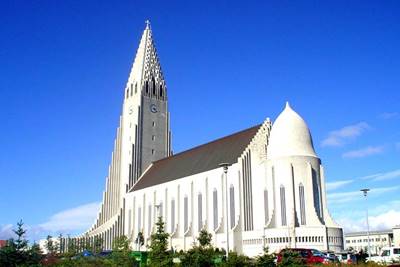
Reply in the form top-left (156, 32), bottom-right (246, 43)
top-left (1, 0), bottom-right (399, 241)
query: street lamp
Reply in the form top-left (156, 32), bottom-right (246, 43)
top-left (360, 188), bottom-right (371, 259)
top-left (219, 162), bottom-right (231, 258)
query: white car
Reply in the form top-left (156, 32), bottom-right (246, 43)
top-left (367, 247), bottom-right (400, 264)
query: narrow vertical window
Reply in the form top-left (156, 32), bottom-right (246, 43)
top-left (229, 185), bottom-right (235, 229)
top-left (213, 189), bottom-right (218, 230)
top-left (138, 207), bottom-right (142, 232)
top-left (299, 183), bottom-right (306, 225)
top-left (152, 77), bottom-right (156, 95)
top-left (128, 209), bottom-right (132, 235)
top-left (198, 193), bottom-right (203, 231)
top-left (280, 186), bottom-right (287, 226)
top-left (171, 199), bottom-right (175, 233)
top-left (135, 83), bottom-right (137, 94)
top-left (160, 85), bottom-right (163, 97)
top-left (131, 83), bottom-right (133, 96)
top-left (148, 205), bottom-right (152, 234)
top-left (159, 202), bottom-right (163, 219)
top-left (264, 189), bottom-right (269, 224)
top-left (312, 169), bottom-right (322, 218)
top-left (184, 196), bottom-right (189, 232)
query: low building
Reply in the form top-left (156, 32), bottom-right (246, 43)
top-left (393, 225), bottom-right (400, 247)
top-left (0, 240), bottom-right (7, 248)
top-left (345, 230), bottom-right (393, 255)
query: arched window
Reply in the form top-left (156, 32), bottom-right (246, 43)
top-left (198, 193), bottom-right (202, 231)
top-left (264, 189), bottom-right (269, 224)
top-left (184, 195), bottom-right (189, 232)
top-left (229, 185), bottom-right (235, 229)
top-left (148, 205), bottom-right (152, 234)
top-left (299, 183), bottom-right (306, 225)
top-left (159, 85), bottom-right (163, 97)
top-left (280, 185), bottom-right (287, 226)
top-left (213, 189), bottom-right (218, 230)
top-left (170, 199), bottom-right (175, 233)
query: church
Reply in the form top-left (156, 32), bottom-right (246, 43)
top-left (77, 21), bottom-right (344, 257)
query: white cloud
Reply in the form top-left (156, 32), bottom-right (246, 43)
top-left (328, 186), bottom-right (399, 204)
top-left (39, 202), bottom-right (100, 233)
top-left (337, 210), bottom-right (400, 233)
top-left (360, 169), bottom-right (400, 182)
top-left (379, 112), bottom-right (399, 120)
top-left (321, 122), bottom-right (370, 147)
top-left (0, 224), bottom-right (14, 240)
top-left (342, 145), bottom-right (384, 158)
top-left (326, 179), bottom-right (353, 191)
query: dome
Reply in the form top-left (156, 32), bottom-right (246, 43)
top-left (267, 102), bottom-right (317, 159)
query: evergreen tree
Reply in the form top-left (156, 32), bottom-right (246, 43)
top-left (93, 236), bottom-right (103, 254)
top-left (14, 220), bottom-right (28, 252)
top-left (45, 234), bottom-right (58, 255)
top-left (255, 247), bottom-right (276, 267)
top-left (197, 229), bottom-right (212, 248)
top-left (135, 231), bottom-right (145, 251)
top-left (148, 216), bottom-right (171, 266)
top-left (111, 235), bottom-right (134, 267)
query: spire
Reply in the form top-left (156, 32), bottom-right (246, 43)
top-left (285, 101), bottom-right (291, 109)
top-left (125, 21), bottom-right (166, 96)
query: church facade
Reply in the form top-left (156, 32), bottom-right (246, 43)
top-left (79, 22), bottom-right (344, 256)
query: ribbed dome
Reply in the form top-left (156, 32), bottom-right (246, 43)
top-left (267, 102), bottom-right (317, 159)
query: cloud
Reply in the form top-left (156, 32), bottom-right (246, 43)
top-left (337, 210), bottom-right (400, 233)
top-left (0, 224), bottom-right (14, 240)
top-left (39, 202), bottom-right (100, 233)
top-left (379, 112), bottom-right (399, 120)
top-left (361, 169), bottom-right (400, 182)
top-left (342, 145), bottom-right (384, 158)
top-left (328, 186), bottom-right (399, 204)
top-left (321, 122), bottom-right (370, 147)
top-left (0, 202), bottom-right (101, 242)
top-left (326, 179), bottom-right (353, 191)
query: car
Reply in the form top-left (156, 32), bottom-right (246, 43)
top-left (367, 247), bottom-right (400, 264)
top-left (337, 252), bottom-right (358, 264)
top-left (277, 248), bottom-right (329, 265)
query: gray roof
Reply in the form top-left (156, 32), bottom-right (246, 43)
top-left (132, 124), bottom-right (261, 191)
top-left (344, 229), bottom-right (393, 237)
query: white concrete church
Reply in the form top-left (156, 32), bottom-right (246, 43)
top-left (76, 22), bottom-right (344, 256)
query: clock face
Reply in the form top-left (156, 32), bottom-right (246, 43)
top-left (150, 104), bottom-right (158, 113)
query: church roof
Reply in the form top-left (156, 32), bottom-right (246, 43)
top-left (132, 124), bottom-right (261, 191)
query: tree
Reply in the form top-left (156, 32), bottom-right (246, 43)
top-left (148, 216), bottom-right (171, 266)
top-left (93, 236), bottom-right (103, 254)
top-left (45, 235), bottom-right (59, 255)
top-left (135, 231), bottom-right (145, 251)
top-left (111, 235), bottom-right (134, 267)
top-left (197, 229), bottom-right (212, 248)
top-left (255, 247), bottom-right (276, 267)
top-left (14, 220), bottom-right (28, 252)
top-left (223, 251), bottom-right (253, 267)
top-left (277, 249), bottom-right (304, 267)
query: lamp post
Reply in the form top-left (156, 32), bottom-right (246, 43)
top-left (219, 162), bottom-right (231, 258)
top-left (360, 189), bottom-right (371, 259)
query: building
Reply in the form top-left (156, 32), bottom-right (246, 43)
top-left (345, 226), bottom-right (400, 255)
top-left (74, 21), bottom-right (343, 256)
top-left (0, 240), bottom-right (6, 248)
top-left (345, 230), bottom-right (393, 255)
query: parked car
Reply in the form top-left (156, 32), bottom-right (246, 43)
top-left (323, 252), bottom-right (339, 262)
top-left (337, 252), bottom-right (358, 264)
top-left (368, 247), bottom-right (400, 264)
top-left (277, 248), bottom-right (329, 264)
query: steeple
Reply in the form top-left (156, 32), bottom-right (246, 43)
top-left (125, 20), bottom-right (166, 100)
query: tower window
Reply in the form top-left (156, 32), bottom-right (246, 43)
top-left (145, 81), bottom-right (149, 94)
top-left (152, 135), bottom-right (155, 141)
top-left (151, 149), bottom-right (154, 155)
top-left (229, 185), bottom-right (235, 229)
top-left (131, 84), bottom-right (133, 96)
top-left (152, 121), bottom-right (155, 127)
top-left (160, 85), bottom-right (163, 97)
top-left (171, 199), bottom-right (175, 233)
top-left (135, 83), bottom-right (137, 94)
top-left (184, 195), bottom-right (189, 232)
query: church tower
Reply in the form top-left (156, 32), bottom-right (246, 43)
top-left (79, 22), bottom-right (171, 249)
top-left (122, 20), bottom-right (171, 189)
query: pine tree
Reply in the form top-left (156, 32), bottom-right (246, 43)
top-left (14, 220), bottom-right (28, 252)
top-left (111, 235), bottom-right (134, 267)
top-left (148, 216), bottom-right (171, 266)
